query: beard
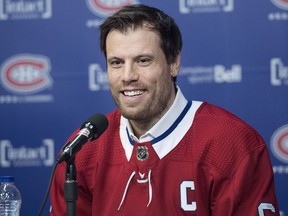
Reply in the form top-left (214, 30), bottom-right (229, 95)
top-left (111, 88), bottom-right (173, 127)
top-left (113, 95), bottom-right (151, 121)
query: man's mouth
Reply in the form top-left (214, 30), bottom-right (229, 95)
top-left (123, 90), bottom-right (144, 97)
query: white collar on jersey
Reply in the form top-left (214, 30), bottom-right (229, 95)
top-left (121, 86), bottom-right (187, 142)
top-left (120, 86), bottom-right (203, 160)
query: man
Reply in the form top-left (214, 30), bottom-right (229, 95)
top-left (50, 4), bottom-right (279, 216)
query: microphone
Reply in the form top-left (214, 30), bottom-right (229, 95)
top-left (57, 113), bottom-right (108, 163)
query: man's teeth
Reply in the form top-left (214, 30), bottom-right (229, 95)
top-left (124, 90), bottom-right (144, 97)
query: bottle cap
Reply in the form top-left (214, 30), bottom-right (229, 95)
top-left (0, 176), bottom-right (15, 182)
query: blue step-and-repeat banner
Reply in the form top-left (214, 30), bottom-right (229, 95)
top-left (0, 0), bottom-right (287, 215)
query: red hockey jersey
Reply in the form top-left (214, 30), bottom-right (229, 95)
top-left (50, 102), bottom-right (279, 216)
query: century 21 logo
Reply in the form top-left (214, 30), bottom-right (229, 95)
top-left (0, 54), bottom-right (53, 94)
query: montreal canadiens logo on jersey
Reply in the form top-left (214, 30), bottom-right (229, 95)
top-left (86, 0), bottom-right (139, 17)
top-left (0, 54), bottom-right (52, 94)
top-left (271, 124), bottom-right (288, 163)
top-left (271, 0), bottom-right (288, 10)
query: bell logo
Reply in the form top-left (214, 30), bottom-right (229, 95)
top-left (214, 65), bottom-right (242, 83)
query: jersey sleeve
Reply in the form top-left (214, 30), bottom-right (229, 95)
top-left (211, 145), bottom-right (280, 216)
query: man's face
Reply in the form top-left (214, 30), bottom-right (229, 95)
top-left (106, 27), bottom-right (179, 126)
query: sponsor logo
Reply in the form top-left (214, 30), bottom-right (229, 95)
top-left (271, 0), bottom-right (288, 10)
top-left (271, 124), bottom-right (288, 164)
top-left (86, 0), bottom-right (138, 28)
top-left (136, 146), bottom-right (149, 161)
top-left (88, 63), bottom-right (109, 91)
top-left (0, 54), bottom-right (54, 104)
top-left (268, 0), bottom-right (288, 20)
top-left (0, 0), bottom-right (52, 20)
top-left (273, 165), bottom-right (288, 174)
top-left (0, 94), bottom-right (54, 104)
top-left (0, 139), bottom-right (54, 167)
top-left (79, 128), bottom-right (90, 137)
top-left (1, 54), bottom-right (52, 94)
top-left (86, 0), bottom-right (137, 17)
top-left (179, 0), bottom-right (234, 14)
top-left (180, 64), bottom-right (242, 84)
top-left (270, 58), bottom-right (288, 86)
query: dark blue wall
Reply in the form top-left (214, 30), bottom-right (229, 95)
top-left (0, 0), bottom-right (287, 215)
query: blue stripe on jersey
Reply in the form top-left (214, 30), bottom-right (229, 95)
top-left (126, 127), bottom-right (135, 145)
top-left (126, 100), bottom-right (192, 145)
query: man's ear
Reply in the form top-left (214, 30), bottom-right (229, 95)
top-left (170, 52), bottom-right (181, 77)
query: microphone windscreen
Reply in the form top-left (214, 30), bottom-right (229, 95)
top-left (81, 113), bottom-right (109, 139)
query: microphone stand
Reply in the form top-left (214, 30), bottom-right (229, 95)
top-left (64, 157), bottom-right (78, 216)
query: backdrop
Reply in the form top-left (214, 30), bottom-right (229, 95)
top-left (0, 0), bottom-right (287, 215)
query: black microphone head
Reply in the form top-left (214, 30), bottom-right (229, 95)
top-left (57, 113), bottom-right (108, 163)
top-left (81, 113), bottom-right (109, 140)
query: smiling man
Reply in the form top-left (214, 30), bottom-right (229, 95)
top-left (106, 27), bottom-right (179, 137)
top-left (50, 4), bottom-right (280, 216)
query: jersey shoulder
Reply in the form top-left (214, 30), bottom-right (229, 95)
top-left (172, 102), bottom-right (267, 178)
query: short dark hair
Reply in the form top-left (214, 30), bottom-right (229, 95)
top-left (99, 4), bottom-right (182, 65)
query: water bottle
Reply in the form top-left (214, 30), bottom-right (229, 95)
top-left (0, 176), bottom-right (21, 216)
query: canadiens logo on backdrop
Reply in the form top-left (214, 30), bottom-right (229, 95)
top-left (270, 58), bottom-right (288, 86)
top-left (271, 0), bottom-right (288, 10)
top-left (268, 0), bottom-right (288, 20)
top-left (0, 0), bottom-right (52, 20)
top-left (179, 0), bottom-right (234, 14)
top-left (180, 64), bottom-right (242, 84)
top-left (86, 0), bottom-right (139, 28)
top-left (271, 125), bottom-right (288, 164)
top-left (86, 0), bottom-right (138, 17)
top-left (88, 63), bottom-right (109, 91)
top-left (0, 54), bottom-right (54, 104)
top-left (0, 139), bottom-right (54, 167)
top-left (1, 54), bottom-right (52, 94)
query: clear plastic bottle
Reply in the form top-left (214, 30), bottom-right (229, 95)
top-left (0, 176), bottom-right (21, 216)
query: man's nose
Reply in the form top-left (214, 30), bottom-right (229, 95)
top-left (121, 63), bottom-right (139, 82)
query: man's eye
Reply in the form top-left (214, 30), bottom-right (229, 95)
top-left (112, 61), bottom-right (119, 65)
top-left (138, 58), bottom-right (151, 65)
top-left (109, 60), bottom-right (122, 67)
